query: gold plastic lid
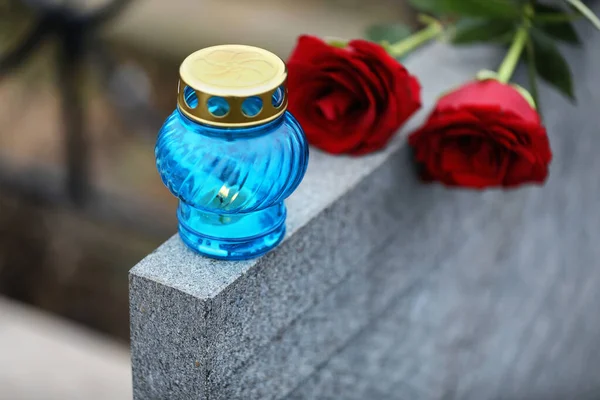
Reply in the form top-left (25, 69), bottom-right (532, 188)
top-left (177, 44), bottom-right (288, 127)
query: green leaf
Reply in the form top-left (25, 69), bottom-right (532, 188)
top-left (365, 23), bottom-right (412, 44)
top-left (409, 0), bottom-right (521, 18)
top-left (534, 2), bottom-right (568, 13)
top-left (529, 30), bottom-right (575, 100)
top-left (533, 3), bottom-right (581, 44)
top-left (408, 0), bottom-right (441, 13)
top-left (564, 0), bottom-right (600, 31)
top-left (535, 23), bottom-right (580, 44)
top-left (444, 0), bottom-right (521, 18)
top-left (533, 13), bottom-right (581, 24)
top-left (451, 19), bottom-right (515, 44)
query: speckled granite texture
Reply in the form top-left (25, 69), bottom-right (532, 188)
top-left (130, 11), bottom-right (600, 399)
top-left (286, 14), bottom-right (600, 400)
top-left (130, 40), bottom-right (499, 400)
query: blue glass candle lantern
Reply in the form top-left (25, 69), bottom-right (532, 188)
top-left (156, 45), bottom-right (309, 260)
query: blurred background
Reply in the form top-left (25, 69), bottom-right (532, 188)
top-left (0, 0), bottom-right (415, 398)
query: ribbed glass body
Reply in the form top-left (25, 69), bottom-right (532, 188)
top-left (156, 108), bottom-right (308, 260)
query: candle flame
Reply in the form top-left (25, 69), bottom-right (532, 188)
top-left (217, 184), bottom-right (240, 207)
top-left (218, 185), bottom-right (230, 199)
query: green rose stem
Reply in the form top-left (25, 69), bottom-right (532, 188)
top-left (565, 0), bottom-right (600, 30)
top-left (386, 18), bottom-right (444, 59)
top-left (496, 25), bottom-right (530, 84)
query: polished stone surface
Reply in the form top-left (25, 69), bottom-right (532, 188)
top-left (130, 39), bottom-right (503, 400)
top-left (130, 11), bottom-right (600, 399)
top-left (287, 14), bottom-right (600, 400)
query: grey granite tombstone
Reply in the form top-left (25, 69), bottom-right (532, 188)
top-left (130, 8), bottom-right (600, 400)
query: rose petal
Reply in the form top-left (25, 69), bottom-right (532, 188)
top-left (449, 171), bottom-right (504, 188)
top-left (287, 35), bottom-right (421, 155)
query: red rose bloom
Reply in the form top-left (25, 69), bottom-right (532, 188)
top-left (408, 80), bottom-right (552, 188)
top-left (287, 35), bottom-right (421, 155)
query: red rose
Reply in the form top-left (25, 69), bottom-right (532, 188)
top-left (287, 35), bottom-right (422, 155)
top-left (408, 80), bottom-right (552, 188)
